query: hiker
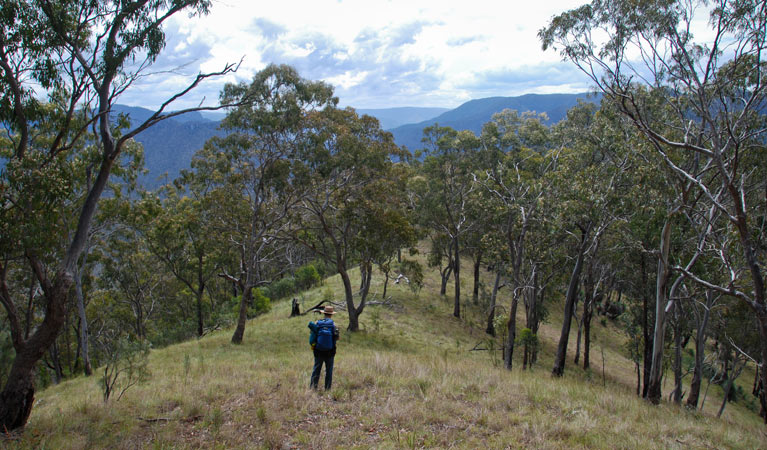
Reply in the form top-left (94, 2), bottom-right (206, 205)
top-left (308, 305), bottom-right (340, 390)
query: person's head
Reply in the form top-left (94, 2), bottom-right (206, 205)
top-left (323, 305), bottom-right (335, 318)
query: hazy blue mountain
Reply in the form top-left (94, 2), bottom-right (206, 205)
top-left (199, 110), bottom-right (228, 122)
top-left (133, 118), bottom-right (222, 188)
top-left (112, 104), bottom-right (210, 125)
top-left (356, 107), bottom-right (450, 130)
top-left (111, 105), bottom-right (222, 188)
top-left (390, 93), bottom-right (600, 151)
top-left (115, 93), bottom-right (600, 188)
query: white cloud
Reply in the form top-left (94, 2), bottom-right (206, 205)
top-left (120, 0), bottom-right (594, 110)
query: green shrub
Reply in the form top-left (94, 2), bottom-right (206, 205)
top-left (516, 327), bottom-right (539, 350)
top-left (295, 264), bottom-right (321, 290)
top-left (249, 288), bottom-right (272, 318)
top-left (399, 259), bottom-right (424, 294)
top-left (228, 289), bottom-right (271, 319)
top-left (98, 337), bottom-right (151, 402)
top-left (267, 277), bottom-right (296, 300)
top-left (311, 259), bottom-right (332, 279)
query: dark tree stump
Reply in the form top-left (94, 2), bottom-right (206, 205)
top-left (290, 298), bottom-right (301, 317)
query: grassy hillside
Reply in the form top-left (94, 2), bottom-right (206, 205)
top-left (6, 255), bottom-right (767, 449)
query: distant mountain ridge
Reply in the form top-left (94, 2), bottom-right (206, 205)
top-left (115, 92), bottom-right (600, 188)
top-left (356, 107), bottom-right (449, 130)
top-left (111, 105), bottom-right (223, 188)
top-left (389, 93), bottom-right (600, 151)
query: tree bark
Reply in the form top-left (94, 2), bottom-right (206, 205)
top-left (672, 301), bottom-right (683, 405)
top-left (647, 219), bottom-right (673, 404)
top-left (756, 313), bottom-right (767, 423)
top-left (531, 279), bottom-right (543, 365)
top-left (716, 353), bottom-right (746, 419)
top-left (231, 282), bottom-right (252, 344)
top-left (0, 354), bottom-right (37, 431)
top-left (504, 287), bottom-right (520, 370)
top-left (74, 261), bottom-right (92, 376)
top-left (196, 253), bottom-right (205, 337)
top-left (290, 298), bottom-right (301, 317)
top-left (49, 341), bottom-right (63, 385)
top-left (582, 261), bottom-right (596, 370)
top-left (0, 270), bottom-right (72, 431)
top-left (686, 289), bottom-right (710, 409)
top-left (360, 262), bottom-right (372, 304)
top-left (453, 236), bottom-right (461, 318)
top-left (382, 271), bottom-right (389, 298)
top-left (340, 268), bottom-right (359, 331)
top-left (472, 249), bottom-right (482, 305)
top-left (486, 270), bottom-right (502, 336)
top-left (732, 213), bottom-right (767, 422)
top-left (439, 269), bottom-right (450, 296)
top-left (641, 252), bottom-right (652, 398)
top-left (503, 211), bottom-right (530, 371)
top-left (552, 224), bottom-right (590, 377)
top-left (583, 304), bottom-right (593, 370)
top-left (574, 306), bottom-right (583, 366)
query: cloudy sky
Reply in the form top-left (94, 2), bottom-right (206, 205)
top-left (122, 0), bottom-right (593, 110)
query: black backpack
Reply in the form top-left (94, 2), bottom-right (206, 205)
top-left (315, 319), bottom-right (335, 351)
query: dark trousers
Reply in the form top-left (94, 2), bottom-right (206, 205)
top-left (310, 350), bottom-right (335, 390)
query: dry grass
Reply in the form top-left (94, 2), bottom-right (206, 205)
top-left (6, 253), bottom-right (767, 449)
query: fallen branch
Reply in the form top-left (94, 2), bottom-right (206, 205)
top-left (200, 324), bottom-right (222, 337)
top-left (366, 298), bottom-right (403, 312)
top-left (394, 274), bottom-right (409, 284)
top-left (138, 416), bottom-right (171, 423)
top-left (300, 299), bottom-right (346, 316)
top-left (470, 341), bottom-right (490, 351)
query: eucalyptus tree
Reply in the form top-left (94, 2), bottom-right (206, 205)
top-left (376, 162), bottom-right (419, 299)
top-left (425, 232), bottom-right (455, 296)
top-left (480, 217), bottom-right (509, 338)
top-left (542, 0), bottom-right (767, 409)
top-left (612, 180), bottom-right (668, 397)
top-left (548, 102), bottom-right (630, 377)
top-left (193, 65), bottom-right (336, 344)
top-left (0, 0), bottom-right (239, 430)
top-left (95, 215), bottom-right (166, 340)
top-left (353, 176), bottom-right (417, 304)
top-left (477, 110), bottom-right (555, 370)
top-left (416, 125), bottom-right (481, 318)
top-left (292, 107), bottom-right (407, 331)
top-left (72, 144), bottom-right (144, 376)
top-left (138, 182), bottom-right (222, 338)
top-left (521, 219), bottom-right (561, 367)
top-left (685, 288), bottom-right (718, 409)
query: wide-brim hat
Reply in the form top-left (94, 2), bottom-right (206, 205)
top-left (323, 305), bottom-right (336, 315)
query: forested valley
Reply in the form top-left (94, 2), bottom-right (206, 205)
top-left (1, 0), bottom-right (766, 446)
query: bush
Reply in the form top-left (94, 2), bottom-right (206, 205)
top-left (267, 277), bottom-right (296, 300)
top-left (311, 259), bottom-right (332, 280)
top-left (295, 264), bottom-right (321, 290)
top-left (98, 337), bottom-right (151, 402)
top-left (515, 327), bottom-right (539, 351)
top-left (249, 288), bottom-right (271, 318)
top-left (399, 259), bottom-right (424, 294)
top-left (228, 290), bottom-right (271, 320)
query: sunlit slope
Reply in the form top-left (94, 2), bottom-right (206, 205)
top-left (11, 255), bottom-right (766, 449)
